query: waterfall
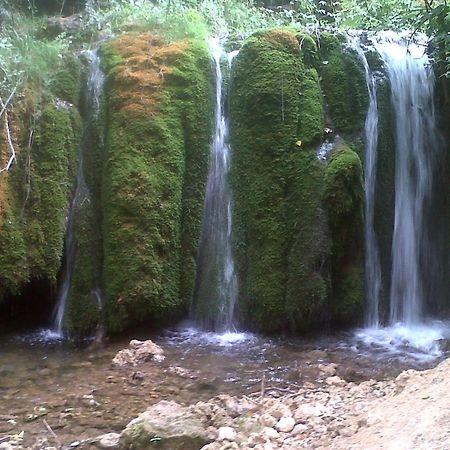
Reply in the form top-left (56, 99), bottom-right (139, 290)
top-left (372, 32), bottom-right (441, 325)
top-left (348, 34), bottom-right (382, 328)
top-left (52, 48), bottom-right (105, 335)
top-left (193, 39), bottom-right (239, 332)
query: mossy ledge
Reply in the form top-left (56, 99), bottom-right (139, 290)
top-left (101, 32), bottom-right (214, 333)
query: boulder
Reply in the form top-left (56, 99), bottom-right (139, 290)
top-left (112, 340), bottom-right (165, 367)
top-left (94, 433), bottom-right (120, 449)
top-left (119, 401), bottom-right (210, 450)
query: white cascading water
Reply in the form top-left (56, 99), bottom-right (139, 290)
top-left (373, 32), bottom-right (440, 326)
top-left (348, 33), bottom-right (382, 328)
top-left (355, 32), bottom-right (447, 358)
top-left (52, 48), bottom-right (105, 336)
top-left (193, 39), bottom-right (239, 332)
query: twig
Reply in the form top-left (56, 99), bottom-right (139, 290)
top-left (260, 372), bottom-right (266, 397)
top-left (43, 418), bottom-right (62, 449)
top-left (0, 97), bottom-right (17, 173)
top-left (0, 86), bottom-right (18, 121)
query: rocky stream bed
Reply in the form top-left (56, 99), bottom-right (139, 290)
top-left (0, 329), bottom-right (448, 450)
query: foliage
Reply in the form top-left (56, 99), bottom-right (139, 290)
top-left (80, 0), bottom-right (281, 40)
top-left (420, 1), bottom-right (449, 78)
top-left (334, 0), bottom-right (422, 30)
top-left (0, 11), bottom-right (70, 99)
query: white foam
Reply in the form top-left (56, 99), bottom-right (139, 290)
top-left (354, 321), bottom-right (450, 361)
top-left (14, 328), bottom-right (65, 345)
top-left (164, 326), bottom-right (256, 348)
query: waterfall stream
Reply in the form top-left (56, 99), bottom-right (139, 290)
top-left (373, 32), bottom-right (441, 325)
top-left (193, 39), bottom-right (239, 332)
top-left (348, 34), bottom-right (382, 328)
top-left (52, 48), bottom-right (105, 336)
top-left (355, 31), bottom-right (446, 353)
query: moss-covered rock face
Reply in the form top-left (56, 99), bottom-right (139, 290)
top-left (230, 29), bottom-right (331, 332)
top-left (324, 145), bottom-right (364, 324)
top-left (230, 29), bottom-right (367, 332)
top-left (0, 96), bottom-right (81, 300)
top-left (101, 33), bottom-right (213, 332)
top-left (317, 32), bottom-right (368, 137)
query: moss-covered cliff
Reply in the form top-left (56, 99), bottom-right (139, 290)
top-left (230, 29), bottom-right (365, 333)
top-left (101, 33), bottom-right (214, 332)
top-left (0, 98), bottom-right (81, 304)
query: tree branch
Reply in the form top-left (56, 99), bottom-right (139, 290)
top-left (0, 96), bottom-right (17, 173)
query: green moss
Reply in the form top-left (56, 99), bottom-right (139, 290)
top-left (178, 41), bottom-right (214, 310)
top-left (25, 104), bottom-right (81, 280)
top-left (297, 68), bottom-right (324, 146)
top-left (324, 146), bottom-right (364, 324)
top-left (101, 33), bottom-right (213, 332)
top-left (0, 204), bottom-right (28, 296)
top-left (64, 56), bottom-right (108, 335)
top-left (230, 29), bottom-right (331, 332)
top-left (0, 94), bottom-right (81, 308)
top-left (373, 79), bottom-right (395, 314)
top-left (230, 29), bottom-right (302, 331)
top-left (284, 149), bottom-right (331, 332)
top-left (297, 32), bottom-right (320, 68)
top-left (50, 54), bottom-right (82, 105)
top-left (65, 190), bottom-right (102, 335)
top-left (317, 32), bottom-right (368, 136)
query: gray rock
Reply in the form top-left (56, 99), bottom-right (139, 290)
top-left (95, 433), bottom-right (120, 449)
top-left (119, 400), bottom-right (210, 450)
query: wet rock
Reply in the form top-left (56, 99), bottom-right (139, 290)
top-left (112, 340), bottom-right (165, 367)
top-left (275, 416), bottom-right (295, 433)
top-left (119, 400), bottom-right (210, 449)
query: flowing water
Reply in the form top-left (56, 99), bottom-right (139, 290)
top-left (347, 33), bottom-right (382, 328)
top-left (52, 48), bottom-right (105, 336)
top-left (193, 39), bottom-right (239, 332)
top-left (354, 31), bottom-right (445, 350)
top-left (1, 325), bottom-right (448, 448)
top-left (372, 33), bottom-right (441, 326)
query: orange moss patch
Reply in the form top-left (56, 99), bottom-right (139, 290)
top-left (264, 29), bottom-right (299, 52)
top-left (111, 32), bottom-right (189, 115)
